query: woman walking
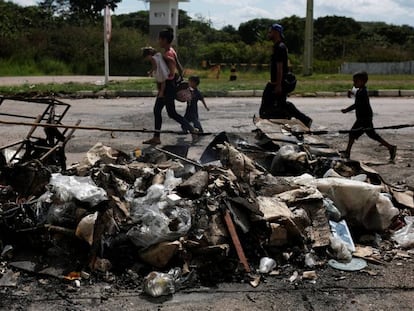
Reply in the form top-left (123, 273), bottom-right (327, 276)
top-left (143, 27), bottom-right (197, 145)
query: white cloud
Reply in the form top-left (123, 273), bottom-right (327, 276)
top-left (315, 0), bottom-right (414, 25)
top-left (8, 0), bottom-right (36, 5)
top-left (189, 0), bottom-right (414, 29)
top-left (233, 5), bottom-right (274, 20)
top-left (7, 0), bottom-right (414, 27)
top-left (201, 0), bottom-right (244, 6)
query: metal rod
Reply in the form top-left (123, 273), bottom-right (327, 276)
top-left (154, 147), bottom-right (204, 168)
top-left (223, 208), bottom-right (251, 273)
top-left (0, 119), bottom-right (212, 135)
top-left (0, 118), bottom-right (412, 136)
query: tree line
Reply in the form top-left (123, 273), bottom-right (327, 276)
top-left (1, 0), bottom-right (414, 76)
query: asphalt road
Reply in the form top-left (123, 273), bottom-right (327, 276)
top-left (1, 96), bottom-right (412, 183)
top-left (1, 96), bottom-right (414, 310)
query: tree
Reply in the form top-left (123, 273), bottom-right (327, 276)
top-left (3, 2), bottom-right (414, 76)
top-left (178, 9), bottom-right (192, 28)
top-left (314, 16), bottom-right (361, 37)
top-left (114, 11), bottom-right (149, 33)
top-left (314, 16), bottom-right (361, 60)
top-left (220, 25), bottom-right (241, 42)
top-left (38, 0), bottom-right (69, 18)
top-left (374, 24), bottom-right (414, 45)
top-left (38, 0), bottom-right (122, 22)
top-left (238, 18), bottom-right (274, 44)
top-left (278, 15), bottom-right (305, 54)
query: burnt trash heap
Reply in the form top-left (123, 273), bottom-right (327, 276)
top-left (1, 108), bottom-right (414, 297)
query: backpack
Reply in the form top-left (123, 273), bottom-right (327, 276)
top-left (282, 72), bottom-right (297, 93)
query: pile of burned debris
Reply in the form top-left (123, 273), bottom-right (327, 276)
top-left (1, 116), bottom-right (413, 297)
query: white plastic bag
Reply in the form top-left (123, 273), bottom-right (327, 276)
top-left (143, 268), bottom-right (181, 297)
top-left (49, 173), bottom-right (108, 206)
top-left (127, 201), bottom-right (191, 248)
top-left (329, 236), bottom-right (352, 263)
top-left (141, 184), bottom-right (165, 204)
top-left (164, 169), bottom-right (182, 191)
top-left (143, 271), bottom-right (175, 297)
top-left (392, 217), bottom-right (414, 249)
top-left (259, 257), bottom-right (277, 274)
top-left (324, 198), bottom-right (342, 221)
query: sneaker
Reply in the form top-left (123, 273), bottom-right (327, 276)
top-left (143, 137), bottom-right (161, 145)
top-left (389, 145), bottom-right (397, 161)
top-left (191, 128), bottom-right (200, 142)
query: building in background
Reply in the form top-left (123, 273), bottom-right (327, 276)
top-left (144, 0), bottom-right (189, 41)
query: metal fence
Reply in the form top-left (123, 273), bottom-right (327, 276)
top-left (340, 61), bottom-right (414, 74)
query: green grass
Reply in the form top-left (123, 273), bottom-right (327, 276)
top-left (0, 58), bottom-right (71, 76)
top-left (1, 70), bottom-right (414, 96)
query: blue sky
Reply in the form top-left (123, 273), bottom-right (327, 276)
top-left (9, 0), bottom-right (414, 28)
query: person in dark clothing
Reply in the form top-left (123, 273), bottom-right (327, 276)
top-left (341, 71), bottom-right (397, 160)
top-left (143, 27), bottom-right (198, 145)
top-left (182, 76), bottom-right (209, 133)
top-left (259, 23), bottom-right (312, 128)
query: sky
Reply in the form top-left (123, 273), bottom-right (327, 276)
top-left (8, 0), bottom-right (414, 29)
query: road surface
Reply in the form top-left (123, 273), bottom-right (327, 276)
top-left (1, 96), bottom-right (412, 184)
top-left (0, 96), bottom-right (414, 310)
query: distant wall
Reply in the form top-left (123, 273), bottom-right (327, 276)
top-left (340, 61), bottom-right (414, 74)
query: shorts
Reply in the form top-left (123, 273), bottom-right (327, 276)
top-left (350, 118), bottom-right (381, 140)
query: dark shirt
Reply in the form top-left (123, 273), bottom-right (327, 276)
top-left (270, 42), bottom-right (288, 83)
top-left (186, 88), bottom-right (204, 117)
top-left (344, 86), bottom-right (373, 120)
top-left (190, 88), bottom-right (203, 106)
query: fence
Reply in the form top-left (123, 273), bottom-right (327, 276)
top-left (340, 61), bottom-right (414, 74)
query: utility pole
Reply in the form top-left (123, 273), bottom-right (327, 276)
top-left (104, 5), bottom-right (111, 85)
top-left (303, 0), bottom-right (313, 76)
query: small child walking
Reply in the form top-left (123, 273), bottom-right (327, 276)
top-left (142, 47), bottom-right (169, 98)
top-left (182, 76), bottom-right (209, 133)
top-left (341, 71), bottom-right (397, 161)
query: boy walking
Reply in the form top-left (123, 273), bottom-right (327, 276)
top-left (182, 76), bottom-right (209, 133)
top-left (341, 71), bottom-right (397, 161)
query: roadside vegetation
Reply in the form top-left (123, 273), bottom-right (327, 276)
top-left (1, 72), bottom-right (414, 97)
top-left (1, 0), bottom-right (414, 95)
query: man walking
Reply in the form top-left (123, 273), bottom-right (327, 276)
top-left (259, 23), bottom-right (312, 128)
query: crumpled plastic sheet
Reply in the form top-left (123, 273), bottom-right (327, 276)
top-left (126, 184), bottom-right (191, 248)
top-left (316, 177), bottom-right (399, 231)
top-left (143, 268), bottom-right (182, 297)
top-left (48, 173), bottom-right (108, 206)
top-left (329, 236), bottom-right (352, 262)
top-left (392, 216), bottom-right (414, 249)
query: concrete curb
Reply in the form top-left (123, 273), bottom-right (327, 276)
top-left (400, 90), bottom-right (414, 96)
top-left (72, 89), bottom-right (414, 98)
top-left (377, 89), bottom-right (400, 97)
